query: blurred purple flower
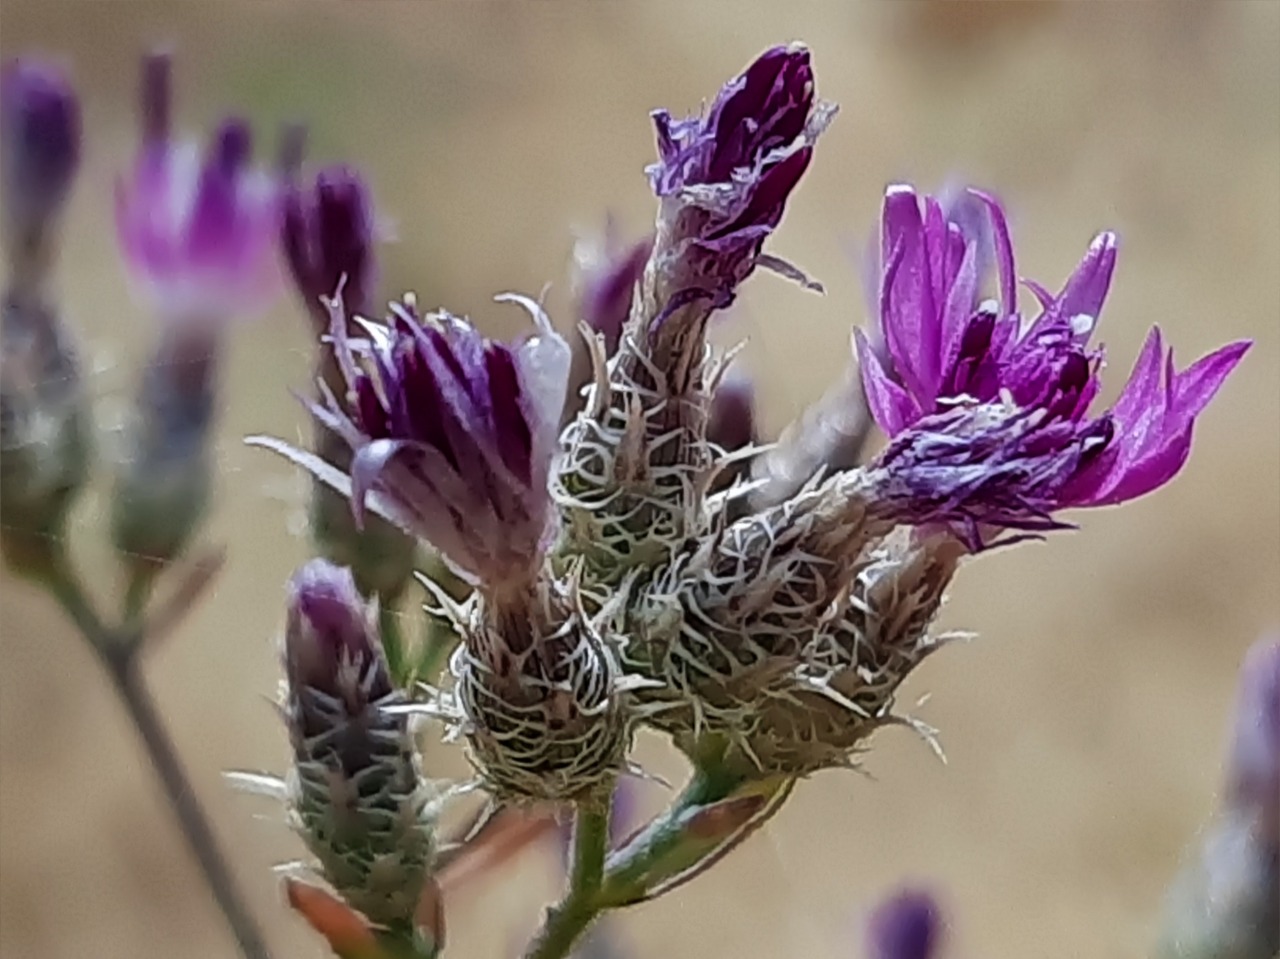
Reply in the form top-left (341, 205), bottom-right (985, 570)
top-left (309, 294), bottom-right (570, 588)
top-left (114, 51), bottom-right (282, 323)
top-left (646, 43), bottom-right (832, 322)
top-left (867, 888), bottom-right (942, 959)
top-left (282, 160), bottom-right (378, 331)
top-left (1, 57), bottom-right (81, 243)
top-left (861, 184), bottom-right (1249, 547)
top-left (707, 368), bottom-right (757, 456)
top-left (572, 218), bottom-right (651, 357)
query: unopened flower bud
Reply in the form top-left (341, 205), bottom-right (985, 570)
top-left (283, 560), bottom-right (437, 929)
top-left (867, 888), bottom-right (943, 959)
top-left (1158, 637), bottom-right (1280, 959)
top-left (281, 159), bottom-right (377, 335)
top-left (2, 58), bottom-right (81, 293)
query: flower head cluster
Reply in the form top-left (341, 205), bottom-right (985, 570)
top-left (859, 185), bottom-right (1249, 546)
top-left (114, 51), bottom-right (281, 324)
top-left (310, 294), bottom-right (569, 591)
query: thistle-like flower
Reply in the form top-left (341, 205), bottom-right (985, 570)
top-left (280, 559), bottom-right (437, 931)
top-left (308, 293), bottom-right (569, 592)
top-left (114, 50), bottom-right (281, 324)
top-left (111, 52), bottom-right (279, 572)
top-left (0, 58), bottom-right (88, 576)
top-left (857, 185), bottom-right (1250, 547)
top-left (555, 44), bottom-right (832, 584)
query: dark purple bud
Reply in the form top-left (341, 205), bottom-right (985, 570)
top-left (573, 225), bottom-right (651, 356)
top-left (285, 559), bottom-right (393, 723)
top-left (140, 50), bottom-right (171, 146)
top-left (867, 888), bottom-right (943, 959)
top-left (282, 163), bottom-right (378, 330)
top-left (2, 57), bottom-right (81, 247)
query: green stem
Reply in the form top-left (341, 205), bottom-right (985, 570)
top-left (379, 603), bottom-right (408, 686)
top-left (523, 803), bottom-right (611, 959)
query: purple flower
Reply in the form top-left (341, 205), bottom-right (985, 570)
top-left (860, 185), bottom-right (1250, 545)
top-left (282, 160), bottom-right (378, 330)
top-left (2, 57), bottom-right (81, 243)
top-left (646, 43), bottom-right (832, 319)
top-left (707, 368), bottom-right (757, 456)
top-left (114, 51), bottom-right (281, 323)
top-left (866, 888), bottom-right (942, 959)
top-left (310, 294), bottom-right (570, 588)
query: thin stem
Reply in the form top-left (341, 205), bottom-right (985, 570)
top-left (379, 602), bottom-right (408, 686)
top-left (104, 655), bottom-right (274, 959)
top-left (523, 803), bottom-right (611, 959)
top-left (42, 551), bottom-right (274, 959)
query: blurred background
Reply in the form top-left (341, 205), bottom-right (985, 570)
top-left (1, 2), bottom-right (1277, 957)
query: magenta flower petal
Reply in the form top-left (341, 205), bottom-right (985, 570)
top-left (855, 327), bottom-right (916, 436)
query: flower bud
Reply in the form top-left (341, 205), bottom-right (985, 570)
top-left (0, 296), bottom-right (89, 576)
top-left (867, 888), bottom-right (943, 959)
top-left (283, 560), bottom-right (437, 929)
top-left (1, 57), bottom-right (81, 293)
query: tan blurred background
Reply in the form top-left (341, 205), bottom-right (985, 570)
top-left (1, 2), bottom-right (1278, 958)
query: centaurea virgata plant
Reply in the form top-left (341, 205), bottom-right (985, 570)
top-left (235, 43), bottom-right (1255, 959)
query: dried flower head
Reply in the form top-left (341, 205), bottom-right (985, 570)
top-left (114, 51), bottom-right (281, 323)
top-left (858, 185), bottom-right (1250, 547)
top-left (302, 293), bottom-right (569, 592)
top-left (282, 559), bottom-right (437, 929)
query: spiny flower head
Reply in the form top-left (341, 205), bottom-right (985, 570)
top-left (282, 158), bottom-right (378, 331)
top-left (114, 50), bottom-right (282, 323)
top-left (859, 185), bottom-right (1249, 547)
top-left (314, 293), bottom-right (570, 590)
top-left (282, 559), bottom-right (436, 929)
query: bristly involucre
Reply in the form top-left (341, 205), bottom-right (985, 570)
top-left (282, 560), bottom-right (436, 929)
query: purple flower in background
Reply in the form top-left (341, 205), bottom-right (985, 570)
top-left (282, 159), bottom-right (378, 330)
top-left (114, 51), bottom-right (281, 322)
top-left (1, 58), bottom-right (81, 244)
top-left (861, 184), bottom-right (1249, 547)
top-left (308, 294), bottom-right (570, 589)
top-left (646, 43), bottom-right (833, 318)
top-left (1227, 637), bottom-right (1280, 843)
top-left (866, 888), bottom-right (942, 959)
top-left (572, 219), bottom-right (651, 356)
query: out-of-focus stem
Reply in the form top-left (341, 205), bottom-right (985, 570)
top-left (42, 552), bottom-right (275, 959)
top-left (524, 804), bottom-right (611, 959)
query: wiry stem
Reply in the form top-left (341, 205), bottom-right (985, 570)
top-left (42, 551), bottom-right (274, 959)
